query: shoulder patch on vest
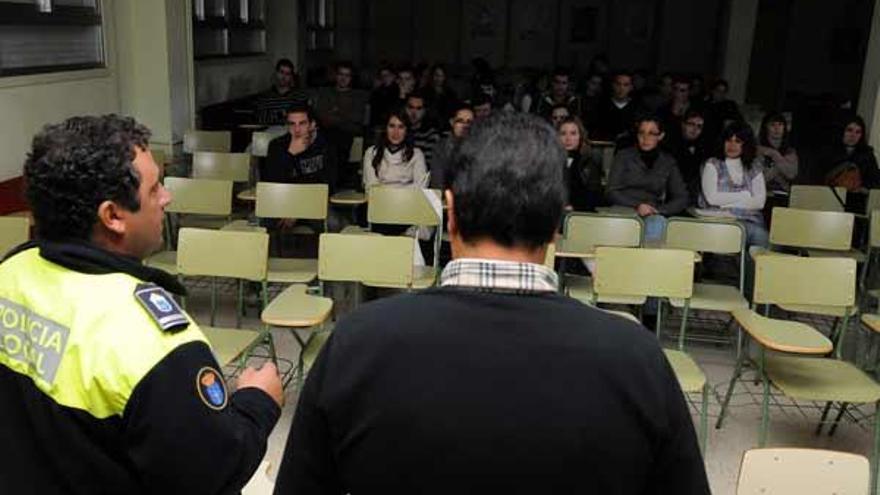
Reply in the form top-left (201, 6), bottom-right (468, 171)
top-left (134, 283), bottom-right (189, 333)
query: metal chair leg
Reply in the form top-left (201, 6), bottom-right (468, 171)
top-left (700, 383), bottom-right (709, 455)
top-left (717, 343), bottom-right (747, 429)
top-left (828, 402), bottom-right (850, 436)
top-left (816, 401), bottom-right (834, 435)
top-left (759, 348), bottom-right (770, 447)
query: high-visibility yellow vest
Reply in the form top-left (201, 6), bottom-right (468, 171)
top-left (0, 248), bottom-right (207, 419)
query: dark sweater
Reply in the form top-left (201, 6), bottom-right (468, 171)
top-left (566, 151), bottom-right (605, 211)
top-left (274, 288), bottom-right (710, 494)
top-left (607, 147), bottom-right (690, 215)
top-left (261, 132), bottom-right (338, 192)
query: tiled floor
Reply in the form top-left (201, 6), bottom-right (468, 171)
top-left (184, 280), bottom-right (879, 495)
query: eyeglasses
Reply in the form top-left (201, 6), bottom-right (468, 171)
top-left (406, 105), bottom-right (424, 111)
top-left (684, 121), bottom-right (704, 129)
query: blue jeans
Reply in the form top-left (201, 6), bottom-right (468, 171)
top-left (643, 214), bottom-right (668, 242)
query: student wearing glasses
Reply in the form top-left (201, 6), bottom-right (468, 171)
top-left (665, 108), bottom-right (709, 201)
top-left (606, 115), bottom-right (689, 241)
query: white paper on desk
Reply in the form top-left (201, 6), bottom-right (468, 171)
top-left (422, 188), bottom-right (443, 219)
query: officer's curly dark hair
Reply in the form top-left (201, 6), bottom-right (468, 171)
top-left (24, 114), bottom-right (151, 241)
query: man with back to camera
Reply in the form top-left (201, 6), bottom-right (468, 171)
top-left (273, 112), bottom-right (710, 494)
top-left (0, 114), bottom-right (283, 494)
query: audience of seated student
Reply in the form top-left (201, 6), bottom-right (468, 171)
top-left (607, 115), bottom-right (689, 241)
top-left (814, 115), bottom-right (879, 193)
top-left (559, 116), bottom-right (605, 212)
top-left (756, 112), bottom-right (799, 194)
top-left (699, 122), bottom-right (769, 248)
top-left (550, 103), bottom-right (571, 128)
top-left (472, 92), bottom-right (494, 121)
top-left (535, 67), bottom-right (582, 121)
top-left (405, 91), bottom-right (440, 168)
top-left (430, 103), bottom-right (474, 190)
top-left (594, 71), bottom-right (642, 143)
top-left (363, 109), bottom-right (428, 190)
top-left (255, 58), bottom-right (310, 126)
top-left (369, 63), bottom-right (399, 127)
top-left (658, 77), bottom-right (695, 143)
top-left (422, 64), bottom-right (459, 128)
top-left (665, 108), bottom-right (710, 201)
top-left (312, 61), bottom-right (368, 171)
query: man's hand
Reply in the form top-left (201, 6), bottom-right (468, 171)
top-left (636, 203), bottom-right (658, 217)
top-left (237, 362), bottom-right (284, 408)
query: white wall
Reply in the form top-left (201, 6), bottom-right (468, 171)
top-left (0, 0), bottom-right (122, 181)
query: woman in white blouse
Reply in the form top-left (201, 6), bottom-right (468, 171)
top-left (699, 121), bottom-right (769, 248)
top-left (363, 109), bottom-right (428, 189)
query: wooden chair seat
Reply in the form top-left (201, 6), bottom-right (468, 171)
top-left (765, 355), bottom-right (880, 403)
top-left (260, 284), bottom-right (333, 328)
top-left (664, 349), bottom-right (707, 393)
top-left (266, 258), bottom-right (318, 284)
top-left (732, 308), bottom-right (833, 355)
top-left (201, 326), bottom-right (262, 366)
top-left (669, 282), bottom-right (748, 312)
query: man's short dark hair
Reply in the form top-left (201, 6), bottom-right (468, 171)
top-left (24, 115), bottom-right (150, 242)
top-left (447, 113), bottom-right (565, 250)
top-left (286, 103), bottom-right (316, 122)
top-left (406, 90), bottom-right (426, 104)
top-left (472, 92), bottom-right (493, 108)
top-left (276, 58), bottom-right (295, 73)
top-left (634, 113), bottom-right (665, 134)
top-left (552, 66), bottom-right (571, 79)
top-left (335, 60), bottom-right (353, 72)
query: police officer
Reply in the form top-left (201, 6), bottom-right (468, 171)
top-left (0, 115), bottom-right (284, 493)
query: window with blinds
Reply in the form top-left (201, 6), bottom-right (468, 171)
top-left (0, 0), bottom-right (105, 77)
top-left (193, 0), bottom-right (267, 59)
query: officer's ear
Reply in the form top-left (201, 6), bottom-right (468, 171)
top-left (96, 200), bottom-right (128, 236)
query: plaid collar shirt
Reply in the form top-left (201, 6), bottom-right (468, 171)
top-left (439, 258), bottom-right (558, 294)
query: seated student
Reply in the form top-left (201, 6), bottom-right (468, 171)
top-left (607, 115), bottom-right (689, 241)
top-left (262, 104), bottom-right (339, 240)
top-left (254, 58), bottom-right (310, 125)
top-left (405, 91), bottom-right (441, 168)
top-left (422, 64), bottom-right (459, 129)
top-left (817, 115), bottom-right (879, 193)
top-left (756, 112), bottom-right (798, 194)
top-left (665, 108), bottom-right (709, 201)
top-left (550, 103), bottom-right (571, 128)
top-left (363, 109), bottom-right (428, 190)
top-left (430, 103), bottom-right (475, 190)
top-left (262, 104), bottom-right (338, 190)
top-left (558, 116), bottom-right (604, 212)
top-left (699, 122), bottom-right (769, 248)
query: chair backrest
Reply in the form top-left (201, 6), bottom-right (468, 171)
top-left (665, 217), bottom-right (745, 254)
top-left (753, 255), bottom-right (856, 308)
top-left (183, 130), bottom-right (231, 153)
top-left (769, 207), bottom-right (854, 251)
top-left (164, 177), bottom-right (233, 216)
top-left (563, 212), bottom-right (643, 252)
top-left (367, 186), bottom-right (441, 227)
top-left (544, 243), bottom-right (556, 270)
top-left (250, 130), bottom-right (284, 158)
top-left (737, 448), bottom-right (869, 495)
top-left (594, 247), bottom-right (694, 299)
top-left (789, 185), bottom-right (847, 212)
top-left (865, 188), bottom-right (880, 217)
top-left (0, 216), bottom-right (30, 256)
top-left (255, 182), bottom-right (328, 221)
top-left (192, 152), bottom-right (251, 182)
top-left (348, 136), bottom-right (364, 163)
top-left (177, 228), bottom-right (268, 281)
top-left (871, 211), bottom-right (880, 248)
top-left (319, 233), bottom-right (414, 286)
